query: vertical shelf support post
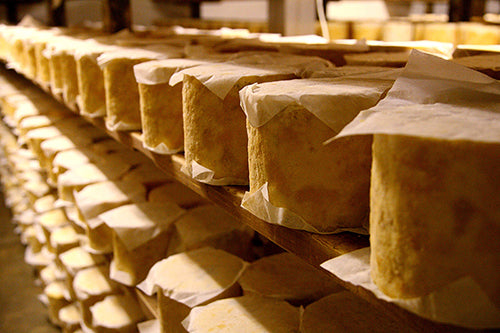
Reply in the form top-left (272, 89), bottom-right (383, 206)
top-left (103, 0), bottom-right (131, 33)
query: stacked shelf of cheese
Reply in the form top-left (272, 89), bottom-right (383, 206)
top-left (0, 22), bottom-right (499, 332)
top-left (0, 65), bottom-right (406, 333)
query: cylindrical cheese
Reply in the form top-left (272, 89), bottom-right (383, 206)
top-left (370, 134), bottom-right (500, 307)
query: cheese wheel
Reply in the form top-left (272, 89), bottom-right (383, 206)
top-left (370, 134), bottom-right (500, 307)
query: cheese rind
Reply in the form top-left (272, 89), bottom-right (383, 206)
top-left (370, 134), bottom-right (500, 306)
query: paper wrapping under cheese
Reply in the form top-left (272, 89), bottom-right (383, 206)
top-left (138, 247), bottom-right (247, 307)
top-left (148, 182), bottom-right (206, 209)
top-left (99, 202), bottom-right (186, 285)
top-left (182, 295), bottom-right (300, 333)
top-left (40, 262), bottom-right (67, 286)
top-left (73, 265), bottom-right (120, 301)
top-left (74, 179), bottom-right (147, 220)
top-left (90, 294), bottom-right (145, 332)
top-left (325, 50), bottom-right (500, 328)
top-left (37, 208), bottom-right (70, 241)
top-left (49, 225), bottom-right (80, 255)
top-left (44, 280), bottom-right (72, 326)
top-left (302, 291), bottom-right (404, 333)
top-left (13, 99), bottom-right (69, 126)
top-left (82, 217), bottom-right (114, 254)
top-left (58, 246), bottom-right (107, 277)
top-left (134, 58), bottom-right (209, 86)
top-left (322, 248), bottom-right (500, 329)
top-left (99, 202), bottom-right (186, 252)
top-left (240, 75), bottom-right (395, 233)
top-left (51, 139), bottom-right (126, 179)
top-left (134, 58), bottom-right (211, 154)
top-left (17, 113), bottom-right (69, 136)
top-left (21, 225), bottom-right (44, 252)
top-left (73, 264), bottom-right (121, 328)
top-left (57, 160), bottom-right (132, 203)
top-left (170, 53), bottom-right (333, 100)
top-left (238, 252), bottom-right (341, 306)
top-left (97, 46), bottom-right (184, 131)
top-left (39, 129), bottom-right (103, 172)
top-left (167, 205), bottom-right (254, 258)
top-left (24, 245), bottom-right (54, 268)
top-left (58, 303), bottom-right (81, 332)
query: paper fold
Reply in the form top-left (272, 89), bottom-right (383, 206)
top-left (241, 183), bottom-right (368, 235)
top-left (98, 202), bottom-right (185, 251)
top-left (182, 160), bottom-right (248, 186)
top-left (321, 248), bottom-right (500, 329)
top-left (332, 49), bottom-right (500, 144)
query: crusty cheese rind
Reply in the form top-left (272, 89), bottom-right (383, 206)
top-left (370, 134), bottom-right (500, 307)
top-left (246, 104), bottom-right (372, 232)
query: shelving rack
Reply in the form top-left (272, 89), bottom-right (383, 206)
top-left (0, 1), bottom-right (497, 331)
top-left (0, 60), bottom-right (491, 332)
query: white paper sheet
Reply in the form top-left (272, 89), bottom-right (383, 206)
top-left (241, 183), bottom-right (369, 235)
top-left (169, 53), bottom-right (333, 100)
top-left (138, 319), bottom-right (160, 333)
top-left (332, 49), bottom-right (500, 143)
top-left (137, 247), bottom-right (247, 308)
top-left (182, 160), bottom-right (249, 186)
top-left (133, 58), bottom-right (209, 85)
top-left (98, 202), bottom-right (186, 251)
top-left (321, 248), bottom-right (500, 329)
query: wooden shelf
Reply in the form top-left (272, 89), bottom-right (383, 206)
top-left (2, 66), bottom-right (490, 333)
top-left (71, 95), bottom-right (486, 333)
top-left (82, 120), bottom-right (490, 333)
